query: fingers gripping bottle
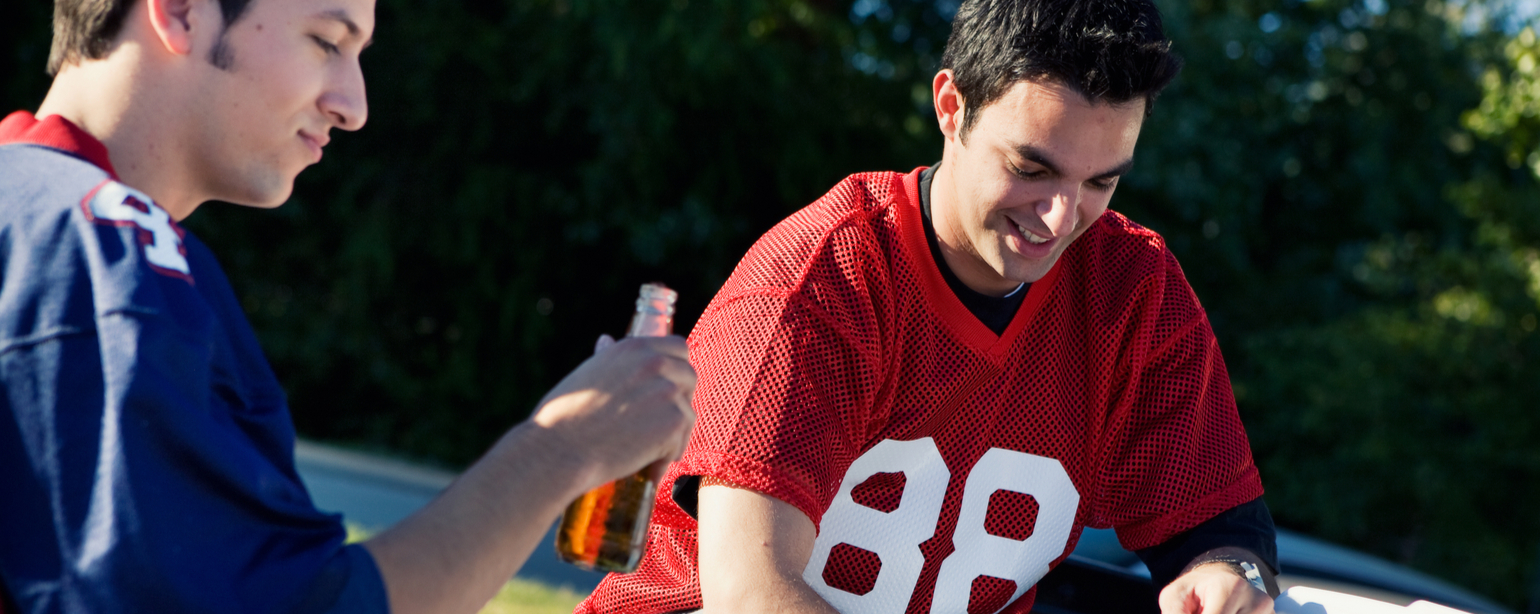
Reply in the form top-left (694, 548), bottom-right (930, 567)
top-left (555, 283), bottom-right (678, 572)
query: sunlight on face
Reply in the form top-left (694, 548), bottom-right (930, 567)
top-left (937, 79), bottom-right (1146, 292)
top-left (187, 0), bottom-right (375, 208)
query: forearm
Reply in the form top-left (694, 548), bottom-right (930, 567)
top-left (700, 572), bottom-right (841, 614)
top-left (1141, 499), bottom-right (1279, 612)
top-left (364, 421), bottom-right (595, 614)
top-left (1135, 497), bottom-right (1279, 589)
top-left (365, 335), bottom-right (695, 614)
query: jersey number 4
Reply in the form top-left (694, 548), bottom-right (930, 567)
top-left (803, 438), bottom-right (1079, 614)
top-left (83, 180), bottom-right (192, 281)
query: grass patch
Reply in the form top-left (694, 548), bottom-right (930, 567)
top-left (345, 523), bottom-right (586, 614)
top-left (479, 579), bottom-right (586, 614)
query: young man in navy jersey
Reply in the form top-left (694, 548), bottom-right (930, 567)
top-left (0, 0), bottom-right (696, 612)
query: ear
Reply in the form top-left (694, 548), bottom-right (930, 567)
top-left (145, 0), bottom-right (201, 56)
top-left (933, 69), bottom-right (966, 144)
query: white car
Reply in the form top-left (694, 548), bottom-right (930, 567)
top-left (1036, 527), bottom-right (1513, 614)
top-left (292, 441), bottom-right (1515, 614)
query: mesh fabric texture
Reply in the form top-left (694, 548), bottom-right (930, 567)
top-left (577, 169), bottom-right (1263, 614)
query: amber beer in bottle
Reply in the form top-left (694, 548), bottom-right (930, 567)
top-left (555, 283), bottom-right (678, 572)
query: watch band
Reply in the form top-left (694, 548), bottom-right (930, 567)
top-left (1195, 556), bottom-right (1268, 593)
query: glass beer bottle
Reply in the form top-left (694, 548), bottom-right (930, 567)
top-left (555, 282), bottom-right (678, 572)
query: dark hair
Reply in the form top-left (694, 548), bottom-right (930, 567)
top-left (940, 0), bottom-right (1184, 138)
top-left (49, 0), bottom-right (255, 75)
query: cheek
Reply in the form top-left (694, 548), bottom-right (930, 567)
top-left (977, 174), bottom-right (1027, 212)
top-left (259, 63), bottom-right (314, 111)
top-left (238, 43), bottom-right (321, 115)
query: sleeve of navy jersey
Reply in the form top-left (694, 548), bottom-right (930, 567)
top-left (0, 145), bottom-right (387, 614)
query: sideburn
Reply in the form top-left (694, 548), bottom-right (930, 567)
top-left (206, 0), bottom-right (254, 71)
top-left (208, 31), bottom-right (236, 71)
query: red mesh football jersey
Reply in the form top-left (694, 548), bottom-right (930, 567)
top-left (578, 169), bottom-right (1263, 614)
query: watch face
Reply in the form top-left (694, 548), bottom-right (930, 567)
top-left (1239, 561), bottom-right (1267, 592)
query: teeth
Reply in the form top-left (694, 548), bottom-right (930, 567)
top-left (1016, 222), bottom-right (1050, 245)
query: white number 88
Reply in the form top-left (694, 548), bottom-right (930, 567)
top-left (802, 438), bottom-right (1080, 614)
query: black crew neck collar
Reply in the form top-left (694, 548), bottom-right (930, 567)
top-left (918, 164), bottom-right (1028, 336)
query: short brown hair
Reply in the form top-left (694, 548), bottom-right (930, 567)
top-left (48, 0), bottom-right (255, 75)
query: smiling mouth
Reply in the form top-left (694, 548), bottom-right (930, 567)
top-left (299, 133), bottom-right (326, 162)
top-left (1014, 221), bottom-right (1051, 245)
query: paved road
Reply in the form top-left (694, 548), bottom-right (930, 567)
top-left (294, 440), bottom-right (610, 593)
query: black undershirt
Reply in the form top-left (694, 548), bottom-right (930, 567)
top-left (920, 163), bottom-right (1278, 584)
top-left (918, 164), bottom-right (1026, 336)
top-left (924, 163), bottom-right (1275, 587)
top-left (673, 165), bottom-right (1280, 589)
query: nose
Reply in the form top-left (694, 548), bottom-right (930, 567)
top-left (319, 57), bottom-right (369, 132)
top-left (1034, 184), bottom-right (1079, 238)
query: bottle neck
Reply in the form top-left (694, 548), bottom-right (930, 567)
top-left (627, 310), bottom-right (673, 337)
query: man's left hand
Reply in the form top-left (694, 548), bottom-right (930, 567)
top-left (1158, 562), bottom-right (1275, 614)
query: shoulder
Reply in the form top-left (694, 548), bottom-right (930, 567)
top-left (1074, 210), bottom-right (1170, 263)
top-left (696, 172), bottom-right (906, 343)
top-left (690, 171), bottom-right (906, 366)
top-left (0, 143), bottom-right (114, 221)
top-left (717, 171), bottom-right (902, 295)
top-left (1071, 211), bottom-right (1187, 284)
top-left (0, 145), bottom-right (112, 349)
top-left (1061, 211), bottom-right (1202, 322)
top-left (0, 145), bottom-right (203, 350)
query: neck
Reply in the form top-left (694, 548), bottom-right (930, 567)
top-left (929, 158), bottom-right (1023, 298)
top-left (37, 51), bottom-right (205, 221)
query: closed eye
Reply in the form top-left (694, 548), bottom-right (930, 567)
top-left (1088, 177), bottom-right (1119, 191)
top-left (1009, 163), bottom-right (1048, 180)
top-left (311, 35), bottom-right (340, 55)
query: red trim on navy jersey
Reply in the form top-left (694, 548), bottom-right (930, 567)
top-left (0, 111), bottom-right (119, 178)
top-left (2, 110), bottom-right (194, 284)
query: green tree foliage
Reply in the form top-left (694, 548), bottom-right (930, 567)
top-left (3, 0), bottom-right (1537, 607)
top-left (183, 0), bottom-right (944, 463)
top-left (1218, 4), bottom-right (1540, 607)
top-left (1467, 25), bottom-right (1540, 172)
top-left (0, 1), bottom-right (53, 109)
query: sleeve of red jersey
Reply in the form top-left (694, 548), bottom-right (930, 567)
top-left (1090, 248), bottom-right (1265, 552)
top-left (675, 251), bottom-right (889, 528)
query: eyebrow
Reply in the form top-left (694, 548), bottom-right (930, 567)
top-left (315, 9), bottom-right (374, 48)
top-left (1015, 145), bottom-right (1135, 181)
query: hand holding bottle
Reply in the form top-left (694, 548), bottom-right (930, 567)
top-left (530, 333), bottom-right (696, 492)
top-left (553, 284), bottom-right (690, 571)
top-left (362, 287), bottom-right (695, 613)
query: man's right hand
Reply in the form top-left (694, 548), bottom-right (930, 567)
top-left (366, 334), bottom-right (696, 614)
top-left (528, 335), bottom-right (697, 492)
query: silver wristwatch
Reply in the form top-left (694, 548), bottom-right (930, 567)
top-left (1238, 560), bottom-right (1267, 593)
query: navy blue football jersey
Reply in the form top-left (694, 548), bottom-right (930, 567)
top-left (0, 111), bottom-right (387, 614)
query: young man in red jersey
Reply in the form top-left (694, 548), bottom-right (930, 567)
top-left (579, 1), bottom-right (1278, 613)
top-left (0, 0), bottom-right (696, 612)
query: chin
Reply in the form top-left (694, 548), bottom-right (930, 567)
top-left (1003, 260), bottom-right (1056, 285)
top-left (225, 178), bottom-right (295, 209)
top-left (227, 190), bottom-right (291, 209)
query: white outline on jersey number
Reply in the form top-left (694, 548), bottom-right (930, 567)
top-left (803, 438), bottom-right (1080, 614)
top-left (80, 180), bottom-right (193, 283)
